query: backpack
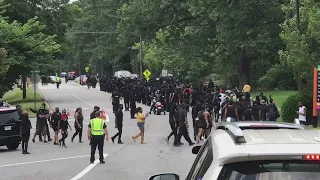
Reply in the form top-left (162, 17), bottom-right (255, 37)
top-left (267, 104), bottom-right (278, 119)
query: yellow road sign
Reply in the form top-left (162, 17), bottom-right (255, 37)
top-left (145, 76), bottom-right (150, 81)
top-left (143, 69), bottom-right (151, 77)
top-left (85, 66), bottom-right (89, 72)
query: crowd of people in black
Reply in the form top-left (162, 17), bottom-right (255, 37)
top-left (98, 76), bottom-right (280, 146)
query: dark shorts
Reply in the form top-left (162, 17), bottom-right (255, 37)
top-left (137, 122), bottom-right (144, 128)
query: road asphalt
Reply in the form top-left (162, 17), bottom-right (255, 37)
top-left (0, 81), bottom-right (201, 180)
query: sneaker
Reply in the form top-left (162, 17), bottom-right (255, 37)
top-left (118, 141), bottom-right (124, 144)
top-left (90, 161), bottom-right (94, 164)
top-left (165, 137), bottom-right (169, 143)
top-left (100, 161), bottom-right (105, 164)
top-left (44, 140), bottom-right (48, 143)
top-left (79, 141), bottom-right (83, 143)
top-left (189, 142), bottom-right (195, 146)
top-left (111, 137), bottom-right (115, 143)
top-left (22, 150), bottom-right (25, 154)
top-left (25, 152), bottom-right (30, 154)
top-left (32, 139), bottom-right (35, 143)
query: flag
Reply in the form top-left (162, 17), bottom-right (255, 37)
top-left (101, 109), bottom-right (110, 122)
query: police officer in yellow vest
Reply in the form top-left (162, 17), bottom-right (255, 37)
top-left (56, 75), bottom-right (61, 89)
top-left (88, 111), bottom-right (108, 164)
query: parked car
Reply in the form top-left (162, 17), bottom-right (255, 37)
top-left (75, 75), bottom-right (87, 85)
top-left (0, 103), bottom-right (22, 150)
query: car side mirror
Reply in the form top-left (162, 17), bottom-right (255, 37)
top-left (192, 145), bottom-right (201, 154)
top-left (148, 173), bottom-right (179, 180)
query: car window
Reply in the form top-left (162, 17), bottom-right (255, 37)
top-left (186, 138), bottom-right (213, 180)
top-left (218, 160), bottom-right (320, 180)
top-left (0, 110), bottom-right (20, 125)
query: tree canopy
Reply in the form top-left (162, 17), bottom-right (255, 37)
top-left (2, 0), bottom-right (320, 97)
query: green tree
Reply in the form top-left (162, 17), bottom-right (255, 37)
top-left (0, 16), bottom-right (60, 98)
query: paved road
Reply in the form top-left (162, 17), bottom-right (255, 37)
top-left (0, 81), bottom-right (199, 180)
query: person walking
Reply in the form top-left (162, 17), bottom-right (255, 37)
top-left (111, 104), bottom-right (124, 144)
top-left (71, 107), bottom-right (84, 143)
top-left (21, 112), bottom-right (32, 154)
top-left (56, 75), bottom-right (61, 89)
top-left (174, 104), bottom-right (195, 147)
top-left (132, 107), bottom-right (148, 144)
top-left (59, 109), bottom-right (72, 147)
top-left (88, 111), bottom-right (108, 164)
top-left (50, 107), bottom-right (61, 145)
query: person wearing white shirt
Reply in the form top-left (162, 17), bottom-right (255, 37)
top-left (297, 102), bottom-right (307, 125)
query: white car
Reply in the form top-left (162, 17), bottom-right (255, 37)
top-left (148, 121), bottom-right (320, 180)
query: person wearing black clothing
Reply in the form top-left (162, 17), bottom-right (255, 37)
top-left (90, 106), bottom-right (100, 120)
top-left (243, 106), bottom-right (255, 121)
top-left (196, 105), bottom-right (209, 143)
top-left (111, 104), bottom-right (124, 144)
top-left (224, 100), bottom-right (239, 122)
top-left (111, 90), bottom-right (120, 114)
top-left (123, 89), bottom-right (130, 111)
top-left (30, 103), bottom-right (51, 143)
top-left (71, 107), bottom-right (84, 143)
top-left (174, 104), bottom-right (195, 147)
top-left (50, 107), bottom-right (61, 145)
top-left (166, 103), bottom-right (178, 143)
top-left (21, 112), bottom-right (32, 154)
top-left (59, 109), bottom-right (72, 147)
top-left (130, 91), bottom-right (136, 119)
top-left (191, 103), bottom-right (201, 141)
top-left (259, 100), bottom-right (269, 121)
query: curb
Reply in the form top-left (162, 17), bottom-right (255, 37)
top-left (38, 88), bottom-right (54, 111)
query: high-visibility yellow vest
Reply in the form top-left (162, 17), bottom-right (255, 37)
top-left (56, 77), bottom-right (61, 82)
top-left (90, 118), bottom-right (105, 136)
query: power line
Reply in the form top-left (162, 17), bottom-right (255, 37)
top-left (70, 31), bottom-right (116, 34)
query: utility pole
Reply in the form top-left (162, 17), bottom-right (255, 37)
top-left (139, 33), bottom-right (143, 77)
top-left (59, 59), bottom-right (62, 75)
top-left (296, 0), bottom-right (300, 31)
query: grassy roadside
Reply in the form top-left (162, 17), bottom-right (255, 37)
top-left (251, 91), bottom-right (297, 121)
top-left (2, 86), bottom-right (46, 118)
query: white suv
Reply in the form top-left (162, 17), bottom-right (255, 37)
top-left (149, 121), bottom-right (320, 180)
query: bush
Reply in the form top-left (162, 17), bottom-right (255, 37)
top-left (281, 91), bottom-right (313, 123)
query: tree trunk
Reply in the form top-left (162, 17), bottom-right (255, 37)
top-left (22, 75), bottom-right (26, 99)
top-left (237, 48), bottom-right (251, 88)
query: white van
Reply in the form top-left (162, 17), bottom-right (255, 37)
top-left (114, 70), bottom-right (131, 78)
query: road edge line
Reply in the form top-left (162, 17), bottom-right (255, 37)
top-left (38, 88), bottom-right (55, 110)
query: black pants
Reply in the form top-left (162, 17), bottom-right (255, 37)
top-left (130, 103), bottom-right (136, 118)
top-left (90, 135), bottom-right (104, 162)
top-left (112, 125), bottom-right (123, 142)
top-left (60, 130), bottom-right (68, 145)
top-left (174, 126), bottom-right (192, 145)
top-left (192, 118), bottom-right (198, 141)
top-left (22, 133), bottom-right (30, 152)
top-left (72, 125), bottom-right (83, 142)
top-left (113, 104), bottom-right (119, 114)
top-left (124, 101), bottom-right (129, 111)
top-left (167, 120), bottom-right (177, 141)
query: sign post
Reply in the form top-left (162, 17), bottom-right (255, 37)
top-left (30, 70), bottom-right (40, 109)
top-left (143, 69), bottom-right (151, 81)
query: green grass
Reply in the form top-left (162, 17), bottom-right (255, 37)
top-left (251, 91), bottom-right (298, 122)
top-left (3, 86), bottom-right (46, 118)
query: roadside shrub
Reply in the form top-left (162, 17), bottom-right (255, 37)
top-left (281, 91), bottom-right (313, 123)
